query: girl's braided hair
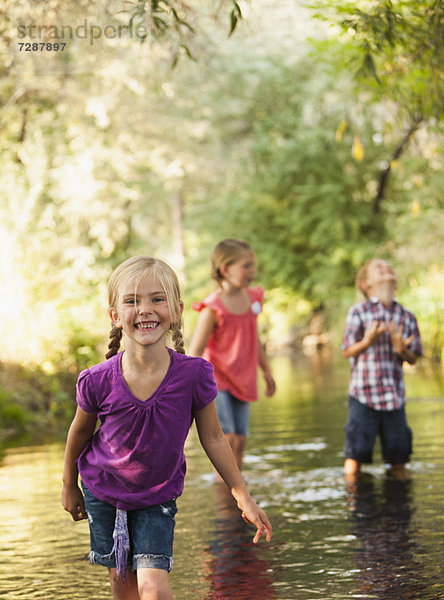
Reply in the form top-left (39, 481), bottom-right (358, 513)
top-left (106, 256), bottom-right (185, 359)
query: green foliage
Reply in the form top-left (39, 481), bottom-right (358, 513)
top-left (122, 0), bottom-right (246, 65)
top-left (196, 56), bottom-right (397, 303)
top-left (260, 288), bottom-right (313, 349)
top-left (0, 0), bottom-right (442, 380)
top-left (0, 391), bottom-right (28, 432)
top-left (308, 0), bottom-right (443, 214)
top-left (229, 2), bottom-right (244, 36)
top-left (0, 363), bottom-right (77, 441)
top-left (309, 0), bottom-right (444, 120)
top-left (398, 267), bottom-right (444, 364)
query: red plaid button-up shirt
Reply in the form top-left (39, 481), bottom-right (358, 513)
top-left (341, 298), bottom-right (422, 411)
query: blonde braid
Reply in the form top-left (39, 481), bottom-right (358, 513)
top-left (171, 323), bottom-right (185, 354)
top-left (106, 325), bottom-right (123, 359)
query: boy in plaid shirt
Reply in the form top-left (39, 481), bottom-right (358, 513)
top-left (341, 258), bottom-right (422, 479)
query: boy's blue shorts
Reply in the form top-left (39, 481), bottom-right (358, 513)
top-left (215, 390), bottom-right (251, 436)
top-left (344, 396), bottom-right (412, 465)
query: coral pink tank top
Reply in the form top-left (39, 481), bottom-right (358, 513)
top-left (192, 286), bottom-right (264, 402)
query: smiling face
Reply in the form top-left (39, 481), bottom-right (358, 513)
top-left (110, 272), bottom-right (180, 350)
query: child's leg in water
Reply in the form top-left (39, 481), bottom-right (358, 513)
top-left (137, 568), bottom-right (173, 600)
top-left (109, 567), bottom-right (173, 600)
top-left (344, 458), bottom-right (361, 480)
top-left (108, 568), bottom-right (139, 600)
top-left (226, 432), bottom-right (246, 470)
top-left (386, 463), bottom-right (409, 480)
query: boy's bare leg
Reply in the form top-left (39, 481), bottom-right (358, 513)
top-left (344, 458), bottom-right (361, 481)
top-left (386, 463), bottom-right (409, 480)
top-left (109, 568), bottom-right (140, 600)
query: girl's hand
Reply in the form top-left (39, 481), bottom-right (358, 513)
top-left (263, 371), bottom-right (276, 397)
top-left (237, 498), bottom-right (272, 543)
top-left (62, 483), bottom-right (87, 521)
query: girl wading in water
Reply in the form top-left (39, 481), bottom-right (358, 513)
top-left (190, 239), bottom-right (276, 471)
top-left (62, 256), bottom-right (272, 600)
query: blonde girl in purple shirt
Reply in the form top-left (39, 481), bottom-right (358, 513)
top-left (62, 256), bottom-right (271, 600)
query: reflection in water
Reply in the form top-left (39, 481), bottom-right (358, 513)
top-left (347, 475), bottom-right (432, 599)
top-left (203, 482), bottom-right (277, 600)
top-left (0, 357), bottom-right (442, 599)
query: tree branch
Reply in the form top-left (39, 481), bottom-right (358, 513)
top-left (373, 115), bottom-right (423, 214)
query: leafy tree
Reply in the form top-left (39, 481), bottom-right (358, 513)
top-left (310, 0), bottom-right (444, 209)
top-left (0, 0), bottom-right (249, 369)
top-left (0, 0), bottom-right (442, 372)
top-left (192, 57), bottom-right (387, 303)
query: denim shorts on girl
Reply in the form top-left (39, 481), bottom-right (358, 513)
top-left (81, 484), bottom-right (177, 572)
top-left (215, 390), bottom-right (251, 436)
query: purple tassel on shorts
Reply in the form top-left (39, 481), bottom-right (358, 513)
top-left (111, 509), bottom-right (130, 582)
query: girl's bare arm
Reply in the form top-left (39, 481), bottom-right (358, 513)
top-left (257, 338), bottom-right (276, 397)
top-left (62, 406), bottom-right (97, 521)
top-left (188, 307), bottom-right (218, 356)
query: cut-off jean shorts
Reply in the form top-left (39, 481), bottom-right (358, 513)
top-left (215, 390), bottom-right (251, 436)
top-left (82, 484), bottom-right (177, 572)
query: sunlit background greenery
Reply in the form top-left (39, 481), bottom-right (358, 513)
top-left (1, 0), bottom-right (443, 440)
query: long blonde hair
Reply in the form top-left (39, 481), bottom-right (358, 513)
top-left (211, 238), bottom-right (252, 284)
top-left (106, 256), bottom-right (185, 358)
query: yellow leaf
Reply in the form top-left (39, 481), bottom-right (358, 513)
top-left (352, 135), bottom-right (364, 161)
top-left (335, 120), bottom-right (348, 142)
top-left (412, 199), bottom-right (420, 216)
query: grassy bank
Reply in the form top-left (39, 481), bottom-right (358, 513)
top-left (0, 362), bottom-right (77, 447)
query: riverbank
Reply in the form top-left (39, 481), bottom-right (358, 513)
top-left (0, 361), bottom-right (77, 446)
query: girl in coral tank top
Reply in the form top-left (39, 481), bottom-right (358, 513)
top-left (190, 239), bottom-right (276, 471)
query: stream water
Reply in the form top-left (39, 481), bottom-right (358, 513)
top-left (0, 355), bottom-right (443, 599)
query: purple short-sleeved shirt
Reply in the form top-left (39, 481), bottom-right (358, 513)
top-left (76, 348), bottom-right (217, 510)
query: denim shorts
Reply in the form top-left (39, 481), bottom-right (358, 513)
top-left (344, 396), bottom-right (412, 465)
top-left (82, 484), bottom-right (177, 572)
top-left (215, 390), bottom-right (251, 436)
